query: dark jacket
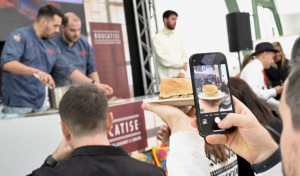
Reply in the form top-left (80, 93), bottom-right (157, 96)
top-left (29, 145), bottom-right (165, 176)
top-left (265, 59), bottom-right (290, 87)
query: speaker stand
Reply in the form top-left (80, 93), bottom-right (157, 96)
top-left (237, 51), bottom-right (242, 71)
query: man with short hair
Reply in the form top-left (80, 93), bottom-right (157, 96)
top-left (240, 42), bottom-right (282, 111)
top-left (52, 12), bottom-right (111, 90)
top-left (29, 85), bottom-right (165, 176)
top-left (1, 5), bottom-right (112, 116)
top-left (153, 10), bottom-right (188, 83)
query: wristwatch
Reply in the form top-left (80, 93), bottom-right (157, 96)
top-left (251, 148), bottom-right (281, 173)
top-left (90, 80), bottom-right (96, 85)
top-left (45, 155), bottom-right (58, 166)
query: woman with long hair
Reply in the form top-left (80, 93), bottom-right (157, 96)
top-left (265, 42), bottom-right (290, 96)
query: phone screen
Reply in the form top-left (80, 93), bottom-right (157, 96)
top-left (190, 53), bottom-right (235, 136)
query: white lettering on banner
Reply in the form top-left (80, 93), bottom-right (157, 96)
top-left (109, 115), bottom-right (140, 137)
top-left (93, 30), bottom-right (121, 45)
top-left (109, 132), bottom-right (141, 143)
top-left (108, 113), bottom-right (144, 147)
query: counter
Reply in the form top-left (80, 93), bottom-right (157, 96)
top-left (0, 95), bottom-right (165, 176)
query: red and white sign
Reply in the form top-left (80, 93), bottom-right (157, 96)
top-left (108, 101), bottom-right (148, 153)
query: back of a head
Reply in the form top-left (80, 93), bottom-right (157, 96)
top-left (291, 37), bottom-right (300, 66)
top-left (59, 85), bottom-right (108, 137)
top-left (230, 77), bottom-right (273, 125)
top-left (286, 65), bottom-right (300, 130)
top-left (162, 10), bottom-right (178, 20)
top-left (36, 4), bottom-right (63, 22)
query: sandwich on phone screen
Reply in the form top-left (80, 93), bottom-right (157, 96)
top-left (189, 52), bottom-right (235, 136)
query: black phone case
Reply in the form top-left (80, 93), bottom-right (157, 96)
top-left (189, 52), bottom-right (235, 136)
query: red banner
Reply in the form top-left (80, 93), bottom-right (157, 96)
top-left (108, 101), bottom-right (148, 153)
top-left (89, 22), bottom-right (130, 99)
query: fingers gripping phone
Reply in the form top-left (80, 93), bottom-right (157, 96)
top-left (189, 52), bottom-right (235, 136)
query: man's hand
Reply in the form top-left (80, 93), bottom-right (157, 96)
top-left (142, 103), bottom-right (197, 134)
top-left (94, 82), bottom-right (113, 95)
top-left (178, 73), bottom-right (185, 78)
top-left (206, 97), bottom-right (279, 164)
top-left (52, 139), bottom-right (74, 163)
top-left (183, 62), bottom-right (188, 71)
top-left (274, 85), bottom-right (282, 95)
top-left (35, 70), bottom-right (56, 88)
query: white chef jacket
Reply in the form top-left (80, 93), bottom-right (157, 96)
top-left (153, 27), bottom-right (188, 82)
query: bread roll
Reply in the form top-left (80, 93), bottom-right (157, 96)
top-left (159, 78), bottom-right (193, 99)
top-left (202, 84), bottom-right (219, 97)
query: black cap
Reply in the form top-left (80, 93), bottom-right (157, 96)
top-left (251, 42), bottom-right (279, 56)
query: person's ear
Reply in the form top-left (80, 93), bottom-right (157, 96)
top-left (106, 112), bottom-right (114, 133)
top-left (39, 17), bottom-right (47, 26)
top-left (262, 51), bottom-right (268, 57)
top-left (163, 18), bottom-right (167, 25)
top-left (61, 121), bottom-right (71, 141)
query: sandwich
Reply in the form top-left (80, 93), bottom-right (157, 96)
top-left (202, 84), bottom-right (219, 97)
top-left (159, 78), bottom-right (193, 99)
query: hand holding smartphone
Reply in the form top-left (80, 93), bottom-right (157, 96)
top-left (189, 52), bottom-right (235, 136)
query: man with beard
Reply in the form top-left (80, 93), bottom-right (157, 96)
top-left (153, 10), bottom-right (188, 82)
top-left (1, 5), bottom-right (113, 117)
top-left (52, 12), bottom-right (112, 91)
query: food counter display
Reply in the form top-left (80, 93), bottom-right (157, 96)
top-left (0, 95), bottom-right (165, 176)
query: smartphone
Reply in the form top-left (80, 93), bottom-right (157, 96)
top-left (189, 52), bottom-right (235, 136)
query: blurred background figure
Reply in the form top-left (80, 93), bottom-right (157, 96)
top-left (240, 42), bottom-right (282, 112)
top-left (236, 55), bottom-right (254, 78)
top-left (265, 42), bottom-right (291, 100)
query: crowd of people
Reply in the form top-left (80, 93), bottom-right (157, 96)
top-left (1, 4), bottom-right (299, 176)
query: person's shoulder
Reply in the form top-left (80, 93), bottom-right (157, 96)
top-left (77, 37), bottom-right (90, 47)
top-left (153, 30), bottom-right (165, 38)
top-left (47, 38), bottom-right (58, 46)
top-left (10, 26), bottom-right (31, 37)
top-left (51, 34), bottom-right (61, 43)
top-left (126, 156), bottom-right (165, 175)
top-left (14, 26), bottom-right (31, 33)
top-left (240, 60), bottom-right (259, 78)
top-left (134, 161), bottom-right (165, 175)
top-left (5, 26), bottom-right (31, 43)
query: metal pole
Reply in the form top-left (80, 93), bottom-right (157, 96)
top-left (132, 0), bottom-right (148, 94)
top-left (237, 51), bottom-right (241, 71)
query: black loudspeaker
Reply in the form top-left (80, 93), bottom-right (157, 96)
top-left (226, 12), bottom-right (253, 52)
